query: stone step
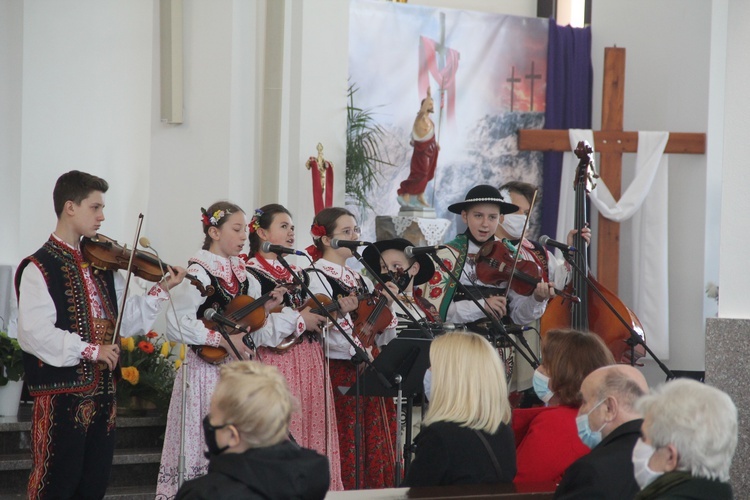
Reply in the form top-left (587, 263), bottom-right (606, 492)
top-left (0, 402), bottom-right (167, 497)
top-left (0, 448), bottom-right (162, 494)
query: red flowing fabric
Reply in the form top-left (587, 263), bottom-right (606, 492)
top-left (309, 157), bottom-right (334, 215)
top-left (418, 36), bottom-right (460, 124)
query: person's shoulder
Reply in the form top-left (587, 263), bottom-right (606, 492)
top-left (175, 472), bottom-right (255, 500)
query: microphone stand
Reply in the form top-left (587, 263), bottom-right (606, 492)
top-left (349, 247), bottom-right (431, 485)
top-left (428, 253), bottom-right (540, 369)
top-left (561, 251), bottom-right (675, 379)
top-left (275, 252), bottom-right (393, 489)
top-left (211, 322), bottom-right (245, 360)
top-left (349, 249), bottom-right (436, 340)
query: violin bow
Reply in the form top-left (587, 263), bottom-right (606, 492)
top-left (111, 213), bottom-right (145, 344)
top-left (503, 190), bottom-right (538, 300)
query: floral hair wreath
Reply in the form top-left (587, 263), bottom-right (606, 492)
top-left (310, 223), bottom-right (327, 240)
top-left (201, 207), bottom-right (231, 227)
top-left (248, 208), bottom-right (264, 234)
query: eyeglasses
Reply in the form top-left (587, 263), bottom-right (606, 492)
top-left (332, 226), bottom-right (361, 238)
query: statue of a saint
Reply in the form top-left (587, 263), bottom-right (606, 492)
top-left (397, 88), bottom-right (440, 208)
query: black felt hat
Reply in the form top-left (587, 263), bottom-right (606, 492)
top-left (362, 238), bottom-right (435, 287)
top-left (447, 184), bottom-right (519, 215)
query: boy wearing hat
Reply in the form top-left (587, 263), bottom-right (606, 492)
top-left (362, 238), bottom-right (439, 328)
top-left (420, 184), bottom-right (546, 327)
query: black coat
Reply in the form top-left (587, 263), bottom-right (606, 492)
top-left (175, 440), bottom-right (330, 500)
top-left (554, 418), bottom-right (643, 499)
top-left (634, 471), bottom-right (733, 500)
top-left (402, 420), bottom-right (516, 487)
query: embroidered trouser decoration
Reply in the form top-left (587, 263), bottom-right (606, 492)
top-left (27, 391), bottom-right (117, 500)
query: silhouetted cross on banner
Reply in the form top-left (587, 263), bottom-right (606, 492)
top-left (518, 47), bottom-right (706, 291)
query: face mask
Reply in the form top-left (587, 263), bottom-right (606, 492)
top-left (202, 414), bottom-right (230, 458)
top-left (500, 213), bottom-right (527, 239)
top-left (532, 369), bottom-right (554, 403)
top-left (379, 263), bottom-right (414, 292)
top-left (632, 438), bottom-right (664, 490)
top-left (576, 399), bottom-right (607, 448)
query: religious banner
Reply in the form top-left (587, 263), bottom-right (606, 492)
top-left (348, 0), bottom-right (548, 242)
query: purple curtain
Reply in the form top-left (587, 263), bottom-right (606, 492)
top-left (540, 22), bottom-right (593, 240)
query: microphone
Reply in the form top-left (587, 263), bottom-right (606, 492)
top-left (330, 238), bottom-right (372, 250)
top-left (204, 308), bottom-right (248, 333)
top-left (404, 245), bottom-right (447, 258)
top-left (539, 235), bottom-right (577, 253)
top-left (139, 236), bottom-right (152, 249)
top-left (260, 241), bottom-right (306, 256)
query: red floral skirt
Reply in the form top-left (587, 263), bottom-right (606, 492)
top-left (329, 358), bottom-right (399, 489)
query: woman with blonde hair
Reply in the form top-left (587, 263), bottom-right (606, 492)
top-left (402, 331), bottom-right (516, 487)
top-left (175, 361), bottom-right (330, 499)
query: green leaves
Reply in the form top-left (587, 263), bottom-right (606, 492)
top-left (0, 332), bottom-right (24, 386)
top-left (346, 83), bottom-right (393, 211)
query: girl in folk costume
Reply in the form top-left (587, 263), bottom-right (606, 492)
top-left (244, 203), bottom-right (343, 490)
top-left (494, 181), bottom-right (590, 303)
top-left (305, 207), bottom-right (401, 489)
top-left (156, 201), bottom-right (284, 499)
top-left (361, 237), bottom-right (439, 329)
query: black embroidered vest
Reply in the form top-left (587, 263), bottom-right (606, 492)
top-left (190, 262), bottom-right (250, 320)
top-left (247, 267), bottom-right (309, 309)
top-left (15, 238), bottom-right (118, 396)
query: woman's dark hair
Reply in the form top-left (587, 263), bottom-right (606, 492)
top-left (248, 204), bottom-right (293, 255)
top-left (201, 201), bottom-right (244, 250)
top-left (499, 180), bottom-right (536, 206)
top-left (542, 329), bottom-right (615, 407)
top-left (310, 207), bottom-right (356, 254)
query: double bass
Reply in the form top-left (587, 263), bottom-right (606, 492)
top-left (540, 141), bottom-right (646, 363)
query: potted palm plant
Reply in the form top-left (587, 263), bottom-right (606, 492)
top-left (0, 331), bottom-right (24, 416)
top-left (346, 83), bottom-right (393, 219)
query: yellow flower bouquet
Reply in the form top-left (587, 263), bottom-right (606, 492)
top-left (117, 330), bottom-right (183, 414)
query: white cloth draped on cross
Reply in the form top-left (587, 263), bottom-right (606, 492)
top-left (556, 129), bottom-right (670, 359)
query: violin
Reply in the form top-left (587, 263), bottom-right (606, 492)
top-left (195, 284), bottom-right (298, 364)
top-left (540, 141), bottom-right (646, 363)
top-left (351, 286), bottom-right (394, 350)
top-left (476, 239), bottom-right (580, 303)
top-left (268, 293), bottom-right (369, 353)
top-left (81, 234), bottom-right (214, 297)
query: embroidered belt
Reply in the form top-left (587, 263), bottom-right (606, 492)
top-left (91, 318), bottom-right (116, 371)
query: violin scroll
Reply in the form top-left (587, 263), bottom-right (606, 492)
top-left (81, 234), bottom-right (214, 297)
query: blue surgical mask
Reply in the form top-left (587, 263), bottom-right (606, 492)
top-left (576, 399), bottom-right (607, 448)
top-left (632, 438), bottom-right (663, 490)
top-left (532, 369), bottom-right (554, 403)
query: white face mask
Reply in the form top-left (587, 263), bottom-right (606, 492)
top-left (632, 438), bottom-right (664, 490)
top-left (500, 213), bottom-right (527, 239)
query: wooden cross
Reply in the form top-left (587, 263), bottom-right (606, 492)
top-left (506, 66), bottom-right (521, 112)
top-left (525, 61), bottom-right (542, 111)
top-left (518, 47), bottom-right (706, 291)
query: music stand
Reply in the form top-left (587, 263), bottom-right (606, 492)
top-left (341, 338), bottom-right (432, 483)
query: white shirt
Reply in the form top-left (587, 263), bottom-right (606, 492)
top-left (445, 238), bottom-right (546, 326)
top-left (309, 258), bottom-right (398, 360)
top-left (246, 257), bottom-right (309, 348)
top-left (17, 234), bottom-right (169, 367)
top-left (165, 250), bottom-right (265, 347)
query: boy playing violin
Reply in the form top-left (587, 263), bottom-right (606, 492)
top-left (15, 170), bottom-right (186, 499)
